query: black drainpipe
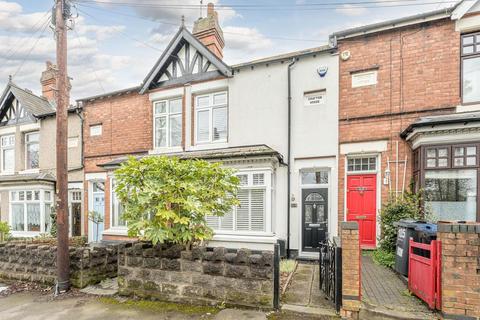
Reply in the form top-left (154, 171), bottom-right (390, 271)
top-left (286, 58), bottom-right (296, 258)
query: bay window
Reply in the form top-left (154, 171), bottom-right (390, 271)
top-left (154, 98), bottom-right (182, 148)
top-left (418, 143), bottom-right (480, 222)
top-left (1, 135), bottom-right (15, 173)
top-left (462, 32), bottom-right (480, 104)
top-left (195, 91), bottom-right (228, 144)
top-left (25, 132), bottom-right (39, 170)
top-left (10, 189), bottom-right (53, 235)
top-left (206, 170), bottom-right (271, 233)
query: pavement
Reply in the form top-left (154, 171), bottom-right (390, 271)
top-left (361, 254), bottom-right (438, 319)
top-left (281, 262), bottom-right (338, 318)
top-left (0, 289), bottom-right (338, 320)
top-left (80, 277), bottom-right (119, 296)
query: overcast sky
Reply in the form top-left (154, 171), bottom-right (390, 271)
top-left (0, 0), bottom-right (456, 101)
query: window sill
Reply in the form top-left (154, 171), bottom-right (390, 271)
top-left (456, 103), bottom-right (480, 113)
top-left (0, 171), bottom-right (15, 176)
top-left (103, 227), bottom-right (128, 236)
top-left (149, 146), bottom-right (183, 155)
top-left (11, 231), bottom-right (42, 238)
top-left (188, 142), bottom-right (229, 151)
top-left (211, 233), bottom-right (277, 244)
top-left (19, 169), bottom-right (40, 175)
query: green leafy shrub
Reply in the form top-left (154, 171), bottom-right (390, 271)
top-left (114, 156), bottom-right (240, 248)
top-left (0, 221), bottom-right (10, 242)
top-left (372, 248), bottom-right (396, 268)
top-left (378, 190), bottom-right (425, 254)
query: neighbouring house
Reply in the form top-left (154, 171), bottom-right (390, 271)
top-left (331, 0), bottom-right (480, 249)
top-left (0, 62), bottom-right (84, 238)
top-left (78, 3), bottom-right (339, 258)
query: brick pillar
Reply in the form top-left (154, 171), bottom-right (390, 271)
top-left (438, 222), bottom-right (480, 320)
top-left (340, 221), bottom-right (361, 320)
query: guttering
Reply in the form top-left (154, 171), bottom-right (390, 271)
top-left (75, 106), bottom-right (85, 169)
top-left (330, 6), bottom-right (455, 41)
top-left (286, 58), bottom-right (296, 258)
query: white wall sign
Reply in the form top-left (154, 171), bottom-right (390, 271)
top-left (304, 91), bottom-right (326, 106)
top-left (90, 124), bottom-right (102, 137)
top-left (352, 70), bottom-right (378, 88)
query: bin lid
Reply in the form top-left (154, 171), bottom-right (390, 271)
top-left (393, 219), bottom-right (426, 228)
top-left (414, 223), bottom-right (437, 233)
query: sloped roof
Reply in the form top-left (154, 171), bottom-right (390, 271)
top-left (400, 111), bottom-right (480, 138)
top-left (0, 81), bottom-right (55, 117)
top-left (331, 4), bottom-right (459, 40)
top-left (0, 172), bottom-right (56, 184)
top-left (139, 26), bottom-right (232, 94)
top-left (98, 144), bottom-right (283, 169)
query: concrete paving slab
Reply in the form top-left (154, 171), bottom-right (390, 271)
top-left (213, 309), bottom-right (266, 320)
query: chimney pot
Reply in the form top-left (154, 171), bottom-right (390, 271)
top-left (193, 2), bottom-right (224, 59)
top-left (207, 3), bottom-right (214, 15)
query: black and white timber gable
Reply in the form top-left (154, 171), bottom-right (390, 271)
top-left (140, 26), bottom-right (232, 93)
top-left (0, 81), bottom-right (54, 126)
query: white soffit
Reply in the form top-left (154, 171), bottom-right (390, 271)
top-left (340, 140), bottom-right (388, 155)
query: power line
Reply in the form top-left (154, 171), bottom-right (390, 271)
top-left (72, 27), bottom-right (106, 93)
top-left (12, 18), bottom-right (52, 78)
top-left (75, 3), bottom-right (324, 43)
top-left (2, 8), bottom-right (53, 63)
top-left (71, 0), bottom-right (457, 10)
top-left (76, 7), bottom-right (164, 51)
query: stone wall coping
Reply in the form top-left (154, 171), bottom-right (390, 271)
top-left (437, 222), bottom-right (480, 234)
top-left (341, 221), bottom-right (359, 230)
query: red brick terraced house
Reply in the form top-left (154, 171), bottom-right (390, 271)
top-left (330, 0), bottom-right (480, 249)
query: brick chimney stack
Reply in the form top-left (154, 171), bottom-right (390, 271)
top-left (40, 61), bottom-right (71, 104)
top-left (192, 3), bottom-right (225, 59)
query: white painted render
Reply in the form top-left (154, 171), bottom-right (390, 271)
top-left (143, 49), bottom-right (340, 252)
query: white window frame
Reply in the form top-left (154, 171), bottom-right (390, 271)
top-left (90, 124), bottom-right (102, 137)
top-left (8, 187), bottom-right (53, 237)
top-left (153, 98), bottom-right (183, 149)
top-left (207, 169), bottom-right (272, 236)
top-left (0, 134), bottom-right (15, 174)
top-left (352, 70), bottom-right (378, 88)
top-left (195, 91), bottom-right (228, 144)
top-left (346, 155), bottom-right (378, 174)
top-left (110, 178), bottom-right (127, 231)
top-left (25, 131), bottom-right (39, 171)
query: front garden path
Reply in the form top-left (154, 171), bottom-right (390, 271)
top-left (282, 262), bottom-right (338, 318)
top-left (361, 254), bottom-right (437, 319)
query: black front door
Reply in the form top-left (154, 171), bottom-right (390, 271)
top-left (302, 188), bottom-right (328, 252)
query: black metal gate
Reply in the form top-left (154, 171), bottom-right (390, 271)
top-left (319, 239), bottom-right (342, 312)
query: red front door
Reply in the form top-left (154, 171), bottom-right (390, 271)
top-left (347, 174), bottom-right (377, 248)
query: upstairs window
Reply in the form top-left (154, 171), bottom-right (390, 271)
top-left (462, 33), bottom-right (480, 104)
top-left (1, 135), bottom-right (15, 173)
top-left (25, 132), bottom-right (39, 170)
top-left (154, 98), bottom-right (182, 148)
top-left (195, 91), bottom-right (228, 144)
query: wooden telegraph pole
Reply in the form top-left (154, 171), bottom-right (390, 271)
top-left (55, 0), bottom-right (70, 293)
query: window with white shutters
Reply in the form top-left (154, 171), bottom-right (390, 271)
top-left (206, 171), bottom-right (270, 234)
top-left (195, 91), bottom-right (228, 144)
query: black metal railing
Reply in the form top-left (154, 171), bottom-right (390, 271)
top-left (319, 238), bottom-right (342, 313)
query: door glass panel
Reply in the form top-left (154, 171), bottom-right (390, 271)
top-left (316, 205), bottom-right (325, 223)
top-left (305, 192), bottom-right (324, 202)
top-left (305, 204), bottom-right (313, 224)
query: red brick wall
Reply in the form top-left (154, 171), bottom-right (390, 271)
top-left (341, 221), bottom-right (361, 319)
top-left (337, 18), bottom-right (461, 229)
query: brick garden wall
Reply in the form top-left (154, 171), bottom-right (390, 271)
top-left (337, 18), bottom-right (461, 230)
top-left (0, 242), bottom-right (122, 288)
top-left (118, 243), bottom-right (276, 308)
top-left (340, 221), bottom-right (361, 320)
top-left (438, 222), bottom-right (480, 320)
